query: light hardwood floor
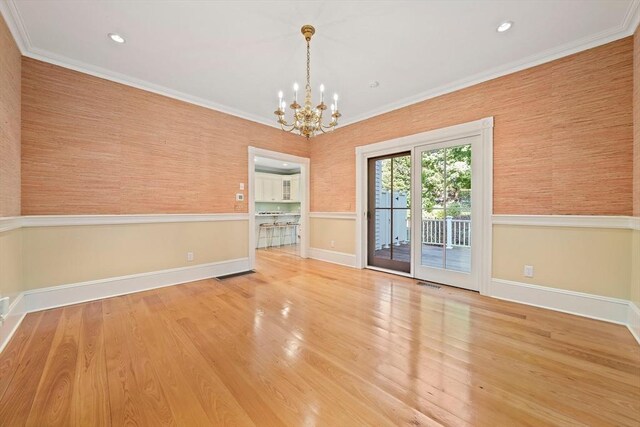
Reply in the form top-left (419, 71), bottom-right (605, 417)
top-left (0, 250), bottom-right (639, 426)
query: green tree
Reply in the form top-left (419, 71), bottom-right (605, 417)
top-left (379, 145), bottom-right (471, 218)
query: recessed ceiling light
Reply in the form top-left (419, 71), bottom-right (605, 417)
top-left (369, 81), bottom-right (380, 88)
top-left (254, 158), bottom-right (258, 162)
top-left (497, 21), bottom-right (513, 33)
top-left (108, 33), bottom-right (126, 44)
top-left (283, 163), bottom-right (288, 167)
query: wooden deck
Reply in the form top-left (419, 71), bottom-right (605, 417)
top-left (374, 243), bottom-right (471, 272)
top-left (0, 250), bottom-right (638, 426)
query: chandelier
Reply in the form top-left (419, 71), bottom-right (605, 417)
top-left (275, 25), bottom-right (341, 139)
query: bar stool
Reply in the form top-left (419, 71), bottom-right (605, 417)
top-left (285, 221), bottom-right (299, 246)
top-left (274, 222), bottom-right (289, 247)
top-left (257, 222), bottom-right (276, 249)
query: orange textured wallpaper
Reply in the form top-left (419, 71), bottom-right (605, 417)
top-left (0, 14), bottom-right (21, 217)
top-left (634, 25), bottom-right (639, 217)
top-left (21, 58), bottom-right (308, 215)
top-left (310, 38), bottom-right (634, 216)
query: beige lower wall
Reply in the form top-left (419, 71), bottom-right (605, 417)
top-left (493, 225), bottom-right (632, 299)
top-left (2, 217), bottom-right (637, 309)
top-left (308, 218), bottom-right (634, 300)
top-left (21, 221), bottom-right (248, 290)
top-left (631, 229), bottom-right (640, 306)
top-left (0, 228), bottom-right (22, 304)
top-left (310, 218), bottom-right (356, 254)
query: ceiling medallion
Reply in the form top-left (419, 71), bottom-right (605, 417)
top-left (275, 25), bottom-right (341, 139)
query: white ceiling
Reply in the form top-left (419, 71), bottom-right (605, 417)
top-left (255, 156), bottom-right (301, 173)
top-left (2, 0), bottom-right (639, 127)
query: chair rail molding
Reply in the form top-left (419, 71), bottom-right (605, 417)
top-left (493, 214), bottom-right (640, 230)
top-left (0, 213), bottom-right (249, 230)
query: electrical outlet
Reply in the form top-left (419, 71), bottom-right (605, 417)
top-left (236, 193), bottom-right (244, 201)
top-left (330, 240), bottom-right (335, 248)
top-left (523, 265), bottom-right (534, 278)
top-left (187, 252), bottom-right (194, 262)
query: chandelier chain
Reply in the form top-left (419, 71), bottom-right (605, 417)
top-left (306, 40), bottom-right (311, 91)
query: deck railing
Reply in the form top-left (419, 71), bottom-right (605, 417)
top-left (422, 217), bottom-right (471, 248)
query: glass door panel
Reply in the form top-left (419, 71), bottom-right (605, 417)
top-left (368, 152), bottom-right (411, 273)
top-left (412, 136), bottom-right (479, 290)
top-left (444, 144), bottom-right (472, 273)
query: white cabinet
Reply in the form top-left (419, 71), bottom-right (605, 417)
top-left (255, 177), bottom-right (264, 201)
top-left (281, 177), bottom-right (292, 201)
top-left (290, 174), bottom-right (300, 202)
top-left (255, 172), bottom-right (283, 202)
top-left (255, 172), bottom-right (301, 202)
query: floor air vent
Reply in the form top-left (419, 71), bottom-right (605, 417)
top-left (217, 270), bottom-right (255, 280)
top-left (417, 281), bottom-right (441, 289)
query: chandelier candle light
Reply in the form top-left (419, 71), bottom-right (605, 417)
top-left (275, 25), bottom-right (341, 139)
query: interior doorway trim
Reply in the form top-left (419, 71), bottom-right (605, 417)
top-left (248, 147), bottom-right (310, 269)
top-left (355, 117), bottom-right (494, 295)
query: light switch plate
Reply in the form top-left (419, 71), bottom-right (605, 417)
top-left (239, 183), bottom-right (245, 190)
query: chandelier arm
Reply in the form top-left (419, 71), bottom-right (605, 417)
top-left (278, 119), bottom-right (297, 132)
top-left (318, 111), bottom-right (335, 130)
top-left (319, 122), bottom-right (336, 131)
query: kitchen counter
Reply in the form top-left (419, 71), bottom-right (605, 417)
top-left (255, 213), bottom-right (301, 248)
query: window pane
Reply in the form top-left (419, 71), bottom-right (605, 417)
top-left (374, 158), bottom-right (391, 208)
top-left (391, 209), bottom-right (411, 262)
top-left (421, 148), bottom-right (446, 269)
top-left (444, 144), bottom-right (472, 273)
top-left (373, 208), bottom-right (391, 260)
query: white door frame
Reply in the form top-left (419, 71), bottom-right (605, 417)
top-left (248, 146), bottom-right (310, 269)
top-left (354, 117), bottom-right (493, 295)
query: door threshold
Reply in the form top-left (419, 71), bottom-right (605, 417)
top-left (365, 265), bottom-right (413, 278)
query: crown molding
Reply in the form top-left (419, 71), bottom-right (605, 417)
top-left (2, 0), bottom-right (639, 129)
top-left (341, 0), bottom-right (640, 127)
top-left (0, 0), bottom-right (28, 53)
top-left (23, 46), bottom-right (279, 128)
top-left (0, 0), bottom-right (278, 129)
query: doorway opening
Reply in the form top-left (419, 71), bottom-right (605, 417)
top-left (255, 156), bottom-right (302, 256)
top-left (248, 147), bottom-right (310, 269)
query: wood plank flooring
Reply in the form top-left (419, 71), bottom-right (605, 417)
top-left (0, 250), bottom-right (639, 426)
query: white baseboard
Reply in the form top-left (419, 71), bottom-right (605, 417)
top-left (0, 257), bottom-right (249, 352)
top-left (0, 294), bottom-right (27, 353)
top-left (628, 302), bottom-right (640, 344)
top-left (308, 248), bottom-right (357, 268)
top-left (489, 278), bottom-right (630, 325)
